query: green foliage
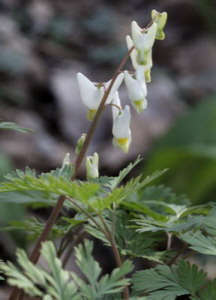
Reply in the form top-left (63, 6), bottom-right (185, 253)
top-left (0, 240), bottom-right (133, 300)
top-left (3, 217), bottom-right (71, 241)
top-left (132, 260), bottom-right (209, 299)
top-left (113, 211), bottom-right (171, 263)
top-left (72, 240), bottom-right (132, 299)
top-left (181, 231), bottom-right (216, 256)
top-left (2, 157), bottom-right (216, 299)
top-left (0, 167), bottom-right (99, 201)
top-left (143, 97), bottom-right (216, 204)
top-left (94, 155), bottom-right (143, 190)
top-left (0, 121), bottom-right (32, 133)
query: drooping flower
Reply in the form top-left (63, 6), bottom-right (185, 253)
top-left (126, 34), bottom-right (153, 82)
top-left (86, 152), bottom-right (99, 179)
top-left (77, 73), bottom-right (104, 120)
top-left (131, 21), bottom-right (157, 66)
top-left (151, 10), bottom-right (167, 40)
top-left (77, 72), bottom-right (124, 120)
top-left (111, 92), bottom-right (122, 120)
top-left (124, 71), bottom-right (147, 113)
top-left (112, 105), bottom-right (131, 153)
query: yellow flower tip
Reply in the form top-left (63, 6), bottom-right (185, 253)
top-left (132, 100), bottom-right (147, 113)
top-left (145, 70), bottom-right (151, 82)
top-left (113, 137), bottom-right (131, 153)
top-left (156, 29), bottom-right (166, 40)
top-left (87, 109), bottom-right (97, 121)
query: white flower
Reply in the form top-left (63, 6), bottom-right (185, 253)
top-left (131, 21), bottom-right (157, 53)
top-left (126, 35), bottom-right (139, 70)
top-left (112, 105), bottom-right (131, 153)
top-left (77, 72), bottom-right (124, 120)
top-left (86, 152), bottom-right (99, 179)
top-left (124, 71), bottom-right (147, 113)
top-left (77, 72), bottom-right (103, 120)
top-left (105, 73), bottom-right (124, 104)
top-left (126, 35), bottom-right (153, 82)
top-left (112, 92), bottom-right (122, 120)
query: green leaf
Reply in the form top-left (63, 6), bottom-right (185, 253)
top-left (139, 185), bottom-right (190, 206)
top-left (3, 217), bottom-right (71, 241)
top-left (94, 156), bottom-right (143, 190)
top-left (132, 264), bottom-right (188, 300)
top-left (135, 215), bottom-right (193, 234)
top-left (0, 190), bottom-right (58, 205)
top-left (197, 279), bottom-right (216, 300)
top-left (74, 240), bottom-right (101, 287)
top-left (177, 260), bottom-right (207, 295)
top-left (0, 254), bottom-right (44, 297)
top-left (143, 96), bottom-right (216, 204)
top-left (0, 242), bottom-right (79, 300)
top-left (41, 242), bottom-right (78, 300)
top-left (114, 212), bottom-right (169, 263)
top-left (132, 260), bottom-right (208, 299)
top-left (181, 231), bottom-right (216, 255)
top-left (72, 239), bottom-right (133, 299)
top-left (0, 168), bottom-right (99, 204)
top-left (0, 121), bottom-right (32, 133)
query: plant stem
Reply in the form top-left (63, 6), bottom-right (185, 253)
top-left (62, 227), bottom-right (85, 268)
top-left (68, 199), bottom-right (129, 300)
top-left (167, 243), bottom-right (188, 266)
top-left (57, 225), bottom-right (83, 258)
top-left (95, 212), bottom-right (129, 300)
top-left (9, 47), bottom-right (133, 300)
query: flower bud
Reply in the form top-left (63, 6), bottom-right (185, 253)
top-left (75, 133), bottom-right (87, 155)
top-left (151, 10), bottom-right (168, 40)
top-left (62, 153), bottom-right (70, 167)
top-left (86, 152), bottom-right (99, 179)
top-left (112, 105), bottom-right (131, 153)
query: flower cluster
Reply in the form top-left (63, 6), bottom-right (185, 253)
top-left (76, 10), bottom-right (167, 178)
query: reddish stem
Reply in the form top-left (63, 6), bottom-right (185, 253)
top-left (9, 47), bottom-right (133, 300)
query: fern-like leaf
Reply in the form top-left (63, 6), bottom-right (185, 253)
top-left (132, 260), bottom-right (208, 300)
top-left (181, 231), bottom-right (216, 255)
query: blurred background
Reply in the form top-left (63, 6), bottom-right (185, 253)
top-left (0, 0), bottom-right (216, 294)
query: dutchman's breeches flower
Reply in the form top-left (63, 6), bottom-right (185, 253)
top-left (131, 21), bottom-right (157, 52)
top-left (124, 71), bottom-right (147, 113)
top-left (126, 32), bottom-right (153, 82)
top-left (151, 10), bottom-right (168, 40)
top-left (77, 72), bottom-right (124, 120)
top-left (112, 105), bottom-right (131, 153)
top-left (131, 21), bottom-right (157, 65)
top-left (86, 152), bottom-right (99, 179)
top-left (112, 92), bottom-right (122, 120)
top-left (76, 11), bottom-right (167, 154)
